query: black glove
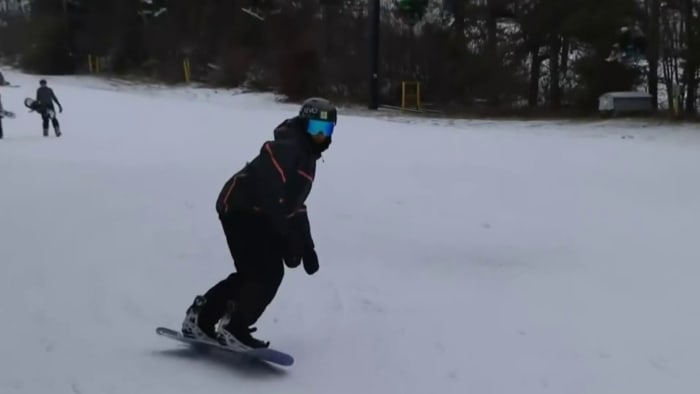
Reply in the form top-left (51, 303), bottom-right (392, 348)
top-left (286, 209), bottom-right (319, 275)
top-left (282, 236), bottom-right (319, 275)
top-left (284, 255), bottom-right (301, 268)
top-left (302, 248), bottom-right (319, 275)
top-left (282, 233), bottom-right (304, 268)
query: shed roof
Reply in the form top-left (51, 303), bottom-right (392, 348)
top-left (599, 91), bottom-right (652, 99)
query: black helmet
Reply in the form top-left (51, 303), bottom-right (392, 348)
top-left (39, 79), bottom-right (47, 85)
top-left (299, 97), bottom-right (337, 124)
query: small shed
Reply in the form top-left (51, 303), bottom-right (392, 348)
top-left (598, 91), bottom-right (653, 115)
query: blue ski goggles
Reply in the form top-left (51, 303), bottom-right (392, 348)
top-left (306, 119), bottom-right (335, 138)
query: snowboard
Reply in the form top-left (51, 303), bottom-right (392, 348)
top-left (155, 326), bottom-right (294, 367)
top-left (24, 98), bottom-right (56, 118)
top-left (24, 97), bottom-right (38, 110)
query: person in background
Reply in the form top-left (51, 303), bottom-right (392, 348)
top-left (35, 79), bottom-right (63, 137)
top-left (0, 92), bottom-right (4, 139)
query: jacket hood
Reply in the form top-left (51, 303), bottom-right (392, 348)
top-left (273, 117), bottom-right (305, 141)
top-left (273, 116), bottom-right (330, 158)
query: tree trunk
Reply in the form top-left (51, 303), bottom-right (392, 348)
top-left (646, 0), bottom-right (660, 110)
top-left (548, 35), bottom-right (562, 109)
top-left (683, 0), bottom-right (697, 114)
top-left (486, 0), bottom-right (500, 107)
top-left (559, 37), bottom-right (570, 104)
top-left (527, 43), bottom-right (543, 107)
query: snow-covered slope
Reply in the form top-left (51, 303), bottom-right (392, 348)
top-left (0, 69), bottom-right (698, 394)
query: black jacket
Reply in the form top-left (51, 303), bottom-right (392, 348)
top-left (216, 117), bottom-right (319, 240)
top-left (36, 86), bottom-right (61, 109)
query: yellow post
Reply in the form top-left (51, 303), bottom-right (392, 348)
top-left (400, 81), bottom-right (421, 110)
top-left (183, 58), bottom-right (191, 83)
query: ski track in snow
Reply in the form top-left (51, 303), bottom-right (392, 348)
top-left (1, 68), bottom-right (699, 394)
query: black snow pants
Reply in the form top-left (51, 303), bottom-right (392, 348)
top-left (41, 105), bottom-right (60, 136)
top-left (198, 211), bottom-right (285, 331)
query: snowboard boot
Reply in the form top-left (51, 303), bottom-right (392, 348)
top-left (181, 295), bottom-right (218, 342)
top-left (55, 127), bottom-right (61, 137)
top-left (218, 321), bottom-right (270, 350)
top-left (43, 128), bottom-right (48, 137)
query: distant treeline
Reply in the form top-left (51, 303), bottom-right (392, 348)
top-left (1, 0), bottom-right (698, 116)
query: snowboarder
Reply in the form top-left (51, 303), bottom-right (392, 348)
top-left (33, 79), bottom-right (63, 137)
top-left (181, 97), bottom-right (338, 349)
top-left (0, 92), bottom-right (13, 138)
top-left (0, 93), bottom-right (4, 139)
